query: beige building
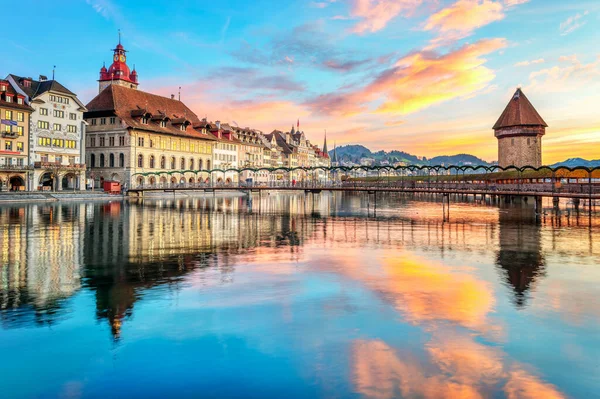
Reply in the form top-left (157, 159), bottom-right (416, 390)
top-left (85, 41), bottom-right (216, 188)
top-left (85, 85), bottom-right (216, 188)
top-left (0, 79), bottom-right (33, 190)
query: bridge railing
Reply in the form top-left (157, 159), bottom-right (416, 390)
top-left (131, 179), bottom-right (600, 195)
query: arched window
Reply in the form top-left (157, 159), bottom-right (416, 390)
top-left (109, 153), bottom-right (115, 167)
top-left (99, 154), bottom-right (105, 167)
top-left (90, 154), bottom-right (96, 168)
top-left (138, 154), bottom-right (144, 168)
top-left (190, 159), bottom-right (194, 170)
top-left (119, 153), bottom-right (124, 167)
top-left (180, 158), bottom-right (185, 169)
top-left (170, 157), bottom-right (175, 169)
top-left (160, 156), bottom-right (166, 169)
top-left (150, 155), bottom-right (155, 168)
top-left (199, 159), bottom-right (203, 170)
top-left (206, 160), bottom-right (211, 170)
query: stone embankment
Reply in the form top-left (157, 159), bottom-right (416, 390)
top-left (0, 191), bottom-right (124, 203)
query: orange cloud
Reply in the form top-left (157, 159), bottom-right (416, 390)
top-left (377, 38), bottom-right (507, 114)
top-left (350, 0), bottom-right (425, 33)
top-left (424, 0), bottom-right (505, 47)
top-left (306, 38), bottom-right (506, 118)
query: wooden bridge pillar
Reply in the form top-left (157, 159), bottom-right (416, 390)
top-left (553, 197), bottom-right (560, 209)
top-left (573, 198), bottom-right (580, 211)
top-left (535, 196), bottom-right (542, 214)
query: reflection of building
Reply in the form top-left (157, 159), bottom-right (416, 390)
top-left (7, 74), bottom-right (87, 190)
top-left (0, 79), bottom-right (33, 191)
top-left (494, 88), bottom-right (547, 168)
top-left (0, 204), bottom-right (86, 327)
top-left (495, 202), bottom-right (545, 307)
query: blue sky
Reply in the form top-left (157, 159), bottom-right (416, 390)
top-left (3, 0), bottom-right (600, 162)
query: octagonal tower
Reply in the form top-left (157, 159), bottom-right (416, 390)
top-left (493, 88), bottom-right (547, 168)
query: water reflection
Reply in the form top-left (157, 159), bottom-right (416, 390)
top-left (496, 201), bottom-right (545, 307)
top-left (0, 193), bottom-right (598, 398)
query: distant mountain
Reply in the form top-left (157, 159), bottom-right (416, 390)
top-left (550, 158), bottom-right (600, 168)
top-left (329, 145), bottom-right (492, 166)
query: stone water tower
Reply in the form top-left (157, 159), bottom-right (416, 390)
top-left (493, 88), bottom-right (547, 168)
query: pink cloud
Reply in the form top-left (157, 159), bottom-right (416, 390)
top-left (306, 38), bottom-right (507, 117)
top-left (350, 0), bottom-right (425, 34)
top-left (424, 0), bottom-right (505, 47)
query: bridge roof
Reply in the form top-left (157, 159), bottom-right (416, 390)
top-left (493, 88), bottom-right (548, 130)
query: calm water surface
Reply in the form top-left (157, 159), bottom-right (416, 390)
top-left (0, 193), bottom-right (599, 399)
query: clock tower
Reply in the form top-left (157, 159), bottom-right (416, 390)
top-left (98, 35), bottom-right (139, 93)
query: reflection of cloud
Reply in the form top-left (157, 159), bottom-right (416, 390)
top-left (352, 339), bottom-right (565, 399)
top-left (378, 256), bottom-right (495, 331)
top-left (505, 366), bottom-right (565, 399)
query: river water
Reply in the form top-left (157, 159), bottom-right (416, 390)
top-left (0, 193), bottom-right (598, 399)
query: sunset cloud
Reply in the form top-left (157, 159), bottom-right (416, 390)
top-left (514, 58), bottom-right (545, 67)
top-left (307, 38), bottom-right (506, 117)
top-left (349, 0), bottom-right (425, 33)
top-left (527, 55), bottom-right (600, 93)
top-left (424, 0), bottom-right (505, 46)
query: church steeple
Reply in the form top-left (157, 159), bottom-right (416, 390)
top-left (98, 33), bottom-right (139, 93)
top-left (323, 130), bottom-right (328, 154)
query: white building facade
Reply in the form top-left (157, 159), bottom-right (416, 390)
top-left (7, 75), bottom-right (87, 190)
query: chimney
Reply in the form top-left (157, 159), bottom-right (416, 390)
top-left (216, 120), bottom-right (221, 129)
top-left (39, 75), bottom-right (47, 82)
top-left (171, 94), bottom-right (175, 100)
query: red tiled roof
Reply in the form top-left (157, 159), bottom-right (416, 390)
top-left (493, 88), bottom-right (548, 130)
top-left (84, 85), bottom-right (216, 140)
top-left (0, 80), bottom-right (34, 112)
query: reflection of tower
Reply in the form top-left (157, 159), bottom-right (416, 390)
top-left (495, 202), bottom-right (545, 307)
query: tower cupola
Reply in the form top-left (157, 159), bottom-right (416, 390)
top-left (98, 33), bottom-right (139, 93)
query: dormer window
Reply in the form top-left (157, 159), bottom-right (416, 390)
top-left (17, 98), bottom-right (23, 105)
top-left (5, 96), bottom-right (12, 103)
top-left (0, 85), bottom-right (6, 92)
top-left (180, 124), bottom-right (185, 131)
top-left (141, 116), bottom-right (148, 124)
top-left (160, 120), bottom-right (167, 128)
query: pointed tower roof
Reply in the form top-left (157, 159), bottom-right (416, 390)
top-left (493, 88), bottom-right (547, 130)
top-left (332, 142), bottom-right (338, 163)
top-left (323, 130), bottom-right (328, 154)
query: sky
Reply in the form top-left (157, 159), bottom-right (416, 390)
top-left (3, 0), bottom-right (600, 163)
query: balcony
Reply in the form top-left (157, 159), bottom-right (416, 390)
top-left (0, 164), bottom-right (32, 171)
top-left (1, 131), bottom-right (19, 139)
top-left (34, 162), bottom-right (86, 170)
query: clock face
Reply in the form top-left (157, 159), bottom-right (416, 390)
top-left (114, 54), bottom-right (119, 62)
top-left (119, 55), bottom-right (126, 62)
